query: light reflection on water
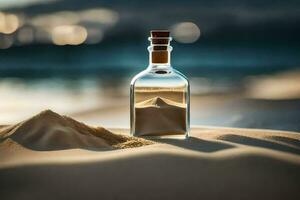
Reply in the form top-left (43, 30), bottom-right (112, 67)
top-left (0, 69), bottom-right (300, 132)
top-left (0, 77), bottom-right (128, 124)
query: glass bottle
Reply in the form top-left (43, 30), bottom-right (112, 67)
top-left (130, 30), bottom-right (190, 138)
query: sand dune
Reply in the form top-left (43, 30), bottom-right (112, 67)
top-left (1, 111), bottom-right (300, 200)
top-left (136, 96), bottom-right (186, 108)
top-left (0, 110), bottom-right (153, 151)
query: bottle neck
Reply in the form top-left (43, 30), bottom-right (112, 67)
top-left (147, 36), bottom-right (173, 70)
top-left (148, 45), bottom-right (172, 69)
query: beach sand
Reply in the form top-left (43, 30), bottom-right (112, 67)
top-left (1, 110), bottom-right (300, 200)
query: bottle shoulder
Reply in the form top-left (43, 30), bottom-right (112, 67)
top-left (130, 69), bottom-right (148, 85)
top-left (173, 69), bottom-right (189, 83)
top-left (131, 67), bottom-right (189, 88)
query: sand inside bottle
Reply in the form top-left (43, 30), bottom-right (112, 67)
top-left (134, 88), bottom-right (187, 137)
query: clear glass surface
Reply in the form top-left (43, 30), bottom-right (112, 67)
top-left (130, 64), bottom-right (190, 138)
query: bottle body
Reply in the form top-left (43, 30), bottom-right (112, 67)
top-left (130, 65), bottom-right (190, 138)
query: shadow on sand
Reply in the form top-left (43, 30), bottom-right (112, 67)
top-left (218, 134), bottom-right (300, 155)
top-left (152, 136), bottom-right (235, 152)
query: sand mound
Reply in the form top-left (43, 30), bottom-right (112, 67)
top-left (136, 96), bottom-right (185, 108)
top-left (0, 110), bottom-right (153, 151)
top-left (135, 97), bottom-right (187, 136)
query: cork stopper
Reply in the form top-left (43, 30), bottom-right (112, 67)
top-left (151, 30), bottom-right (170, 38)
top-left (150, 30), bottom-right (170, 45)
top-left (149, 30), bottom-right (171, 64)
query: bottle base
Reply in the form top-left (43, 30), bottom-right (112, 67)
top-left (134, 134), bottom-right (188, 140)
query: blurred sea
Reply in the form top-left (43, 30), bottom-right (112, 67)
top-left (0, 41), bottom-right (300, 132)
top-left (1, 40), bottom-right (300, 78)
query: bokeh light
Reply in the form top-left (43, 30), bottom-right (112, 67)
top-left (0, 12), bottom-right (19, 34)
top-left (31, 11), bottom-right (80, 28)
top-left (17, 27), bottom-right (34, 44)
top-left (85, 28), bottom-right (104, 44)
top-left (24, 8), bottom-right (119, 45)
top-left (0, 35), bottom-right (13, 49)
top-left (171, 22), bottom-right (201, 43)
top-left (79, 8), bottom-right (119, 25)
top-left (52, 25), bottom-right (87, 45)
